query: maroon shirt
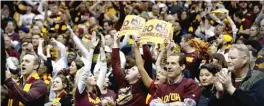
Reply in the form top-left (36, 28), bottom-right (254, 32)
top-left (75, 88), bottom-right (102, 106)
top-left (185, 52), bottom-right (201, 79)
top-left (240, 18), bottom-right (252, 30)
top-left (234, 81), bottom-right (241, 88)
top-left (244, 11), bottom-right (254, 25)
top-left (5, 78), bottom-right (47, 106)
top-left (112, 48), bottom-right (148, 106)
top-left (8, 32), bottom-right (20, 41)
top-left (6, 48), bottom-right (20, 60)
top-left (100, 89), bottom-right (116, 99)
top-left (152, 77), bottom-right (200, 103)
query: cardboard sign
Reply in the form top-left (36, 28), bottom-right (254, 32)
top-left (140, 19), bottom-right (173, 44)
top-left (119, 15), bottom-right (146, 37)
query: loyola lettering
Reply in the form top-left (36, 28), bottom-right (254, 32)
top-left (161, 93), bottom-right (182, 103)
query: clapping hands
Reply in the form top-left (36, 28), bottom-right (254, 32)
top-left (214, 68), bottom-right (236, 95)
top-left (101, 97), bottom-right (115, 106)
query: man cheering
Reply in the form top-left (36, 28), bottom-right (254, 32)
top-left (5, 53), bottom-right (47, 106)
top-left (150, 52), bottom-right (200, 106)
top-left (210, 44), bottom-right (264, 106)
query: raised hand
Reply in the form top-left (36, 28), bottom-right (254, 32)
top-left (100, 33), bottom-right (106, 47)
top-left (164, 38), bottom-right (171, 50)
top-left (113, 31), bottom-right (121, 43)
top-left (100, 47), bottom-right (107, 64)
top-left (39, 38), bottom-right (45, 44)
top-left (133, 37), bottom-right (141, 49)
top-left (91, 32), bottom-right (100, 49)
top-left (46, 45), bottom-right (53, 50)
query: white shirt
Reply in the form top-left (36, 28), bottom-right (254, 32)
top-left (19, 13), bottom-right (35, 26)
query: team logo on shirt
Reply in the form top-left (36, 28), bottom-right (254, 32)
top-left (88, 97), bottom-right (101, 105)
top-left (161, 93), bottom-right (182, 103)
top-left (116, 87), bottom-right (133, 105)
top-left (186, 57), bottom-right (194, 62)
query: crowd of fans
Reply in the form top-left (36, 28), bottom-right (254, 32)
top-left (1, 1), bottom-right (264, 106)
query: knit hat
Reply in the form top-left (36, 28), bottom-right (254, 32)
top-left (20, 26), bottom-right (29, 33)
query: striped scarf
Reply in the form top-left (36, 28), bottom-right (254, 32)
top-left (43, 74), bottom-right (52, 85)
top-left (52, 90), bottom-right (67, 106)
top-left (8, 73), bottom-right (40, 106)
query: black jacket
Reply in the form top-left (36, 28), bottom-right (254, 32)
top-left (209, 70), bottom-right (264, 106)
top-left (60, 94), bottom-right (73, 106)
top-left (198, 85), bottom-right (216, 106)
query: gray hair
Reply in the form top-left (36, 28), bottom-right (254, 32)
top-left (230, 44), bottom-right (250, 62)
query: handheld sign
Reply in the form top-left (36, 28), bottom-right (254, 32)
top-left (119, 15), bottom-right (146, 37)
top-left (140, 19), bottom-right (173, 44)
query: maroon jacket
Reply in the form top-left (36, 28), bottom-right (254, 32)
top-left (152, 77), bottom-right (200, 103)
top-left (5, 78), bottom-right (47, 106)
top-left (111, 48), bottom-right (148, 106)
